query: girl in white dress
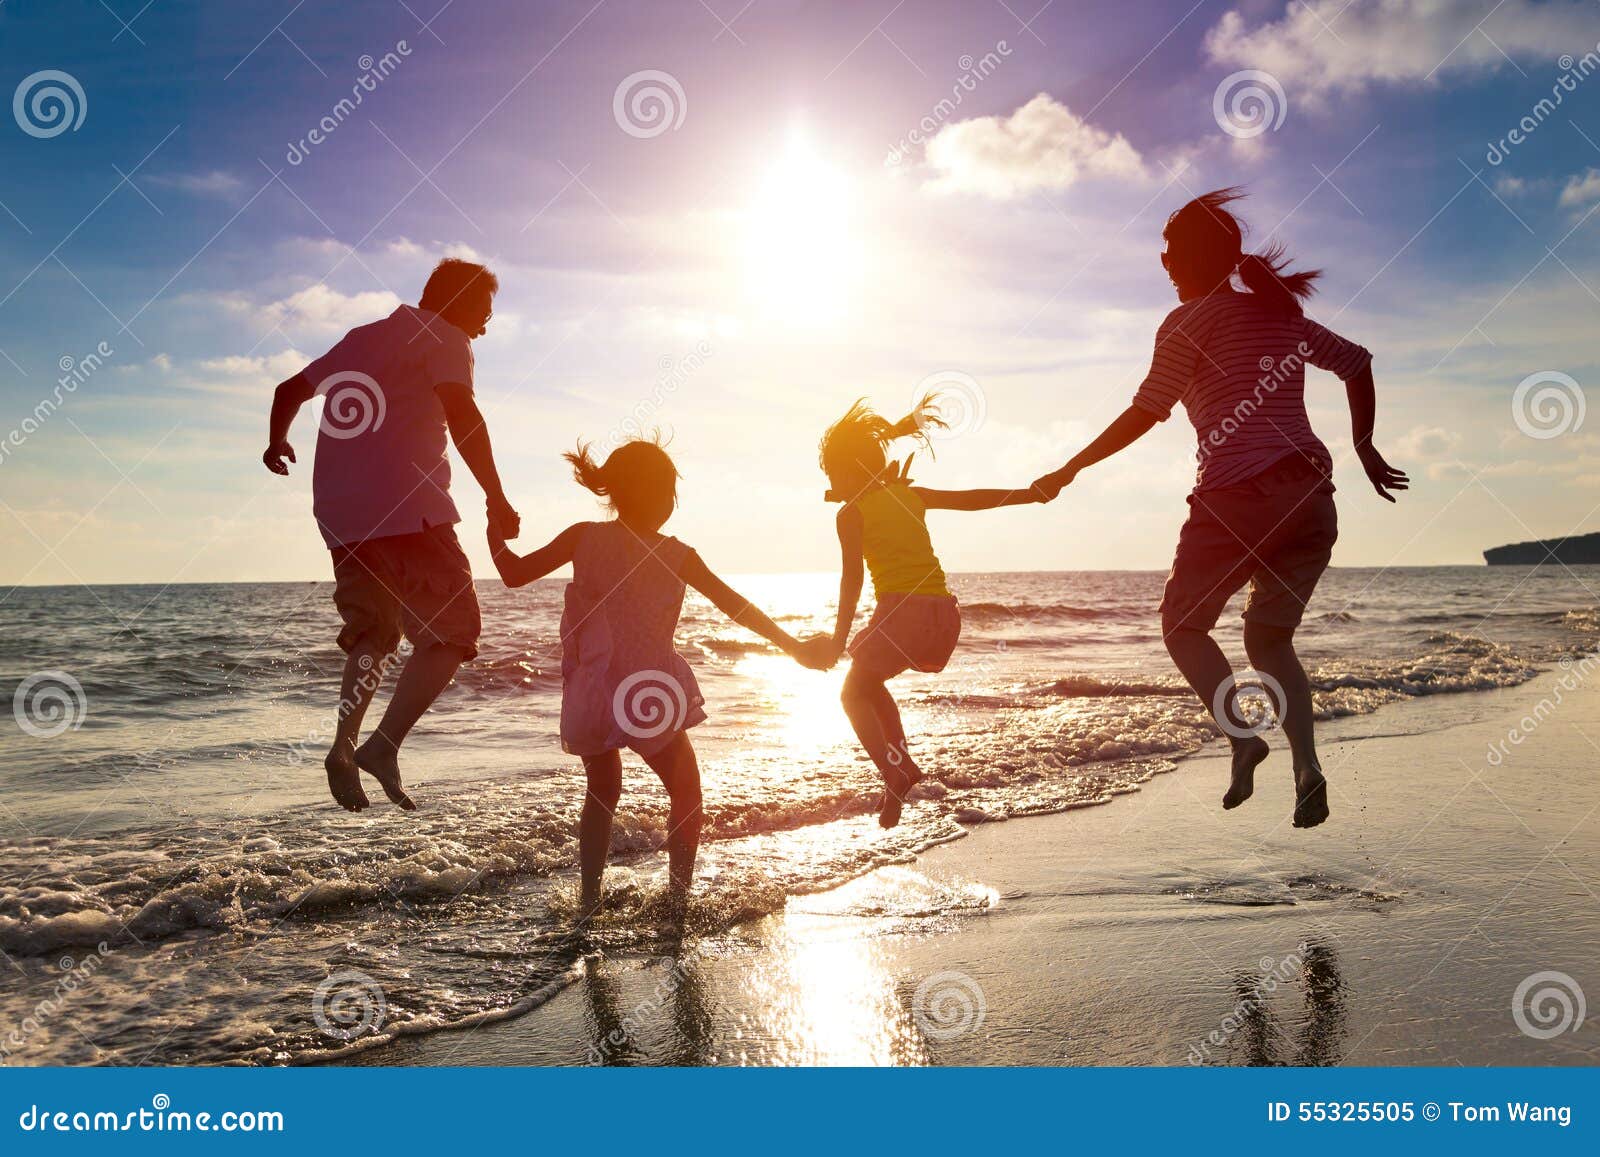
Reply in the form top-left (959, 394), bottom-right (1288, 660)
top-left (489, 437), bottom-right (832, 922)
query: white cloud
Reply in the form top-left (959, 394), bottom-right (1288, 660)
top-left (922, 94), bottom-right (1147, 199)
top-left (254, 284), bottom-right (402, 341)
top-left (1559, 168), bottom-right (1600, 208)
top-left (147, 169), bottom-right (246, 199)
top-left (1206, 1), bottom-right (1600, 96)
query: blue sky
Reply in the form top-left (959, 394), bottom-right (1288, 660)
top-left (2, 0), bottom-right (1599, 584)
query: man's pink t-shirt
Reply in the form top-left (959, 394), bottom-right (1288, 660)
top-left (304, 305), bottom-right (473, 548)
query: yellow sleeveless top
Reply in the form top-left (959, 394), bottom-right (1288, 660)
top-left (856, 484), bottom-right (950, 598)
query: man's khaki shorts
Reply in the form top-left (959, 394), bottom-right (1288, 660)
top-left (1160, 458), bottom-right (1338, 635)
top-left (330, 523), bottom-right (481, 659)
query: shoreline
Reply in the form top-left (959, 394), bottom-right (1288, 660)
top-left (353, 660), bottom-right (1600, 1066)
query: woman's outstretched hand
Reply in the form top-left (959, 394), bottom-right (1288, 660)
top-left (793, 635), bottom-right (842, 671)
top-left (1357, 445), bottom-right (1409, 503)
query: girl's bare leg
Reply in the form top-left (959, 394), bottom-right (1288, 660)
top-left (1164, 624), bottom-right (1270, 810)
top-left (1243, 622), bottom-right (1328, 828)
top-left (840, 663), bottom-right (922, 828)
top-left (641, 732), bottom-right (703, 900)
top-left (578, 752), bottom-right (624, 923)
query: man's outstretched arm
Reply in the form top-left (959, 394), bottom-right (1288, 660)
top-left (264, 371), bottom-right (315, 474)
top-left (436, 381), bottom-right (520, 539)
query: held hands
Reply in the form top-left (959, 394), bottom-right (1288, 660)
top-left (487, 494), bottom-right (521, 540)
top-left (1030, 465), bottom-right (1077, 502)
top-left (263, 441), bottom-right (296, 475)
top-left (792, 634), bottom-right (843, 671)
top-left (1357, 445), bottom-right (1409, 503)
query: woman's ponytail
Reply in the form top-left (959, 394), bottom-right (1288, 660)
top-left (1237, 243), bottom-right (1321, 316)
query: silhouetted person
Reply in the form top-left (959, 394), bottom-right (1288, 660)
top-left (1034, 189), bottom-right (1407, 828)
top-left (486, 436), bottom-right (834, 924)
top-left (818, 395), bottom-right (1043, 828)
top-left (263, 258), bottom-right (520, 812)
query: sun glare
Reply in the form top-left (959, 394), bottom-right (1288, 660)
top-left (743, 131), bottom-right (862, 326)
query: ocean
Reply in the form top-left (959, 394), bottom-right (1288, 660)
top-left (1, 566), bottom-right (1596, 1065)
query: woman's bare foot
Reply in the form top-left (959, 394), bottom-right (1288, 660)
top-left (878, 763), bottom-right (924, 829)
top-left (353, 735), bottom-right (418, 811)
top-left (1222, 736), bottom-right (1270, 810)
top-left (1293, 768), bottom-right (1329, 828)
top-left (325, 742), bottom-right (369, 812)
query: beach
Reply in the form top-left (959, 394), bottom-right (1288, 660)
top-left (364, 665), bottom-right (1600, 1067)
top-left (2, 566), bottom-right (1596, 1065)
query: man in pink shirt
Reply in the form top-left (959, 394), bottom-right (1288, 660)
top-left (263, 259), bottom-right (520, 812)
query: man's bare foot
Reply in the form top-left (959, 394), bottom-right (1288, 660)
top-left (353, 736), bottom-right (417, 811)
top-left (878, 764), bottom-right (924, 829)
top-left (1222, 736), bottom-right (1270, 810)
top-left (325, 742), bottom-right (369, 812)
top-left (1293, 769), bottom-right (1329, 828)
top-left (574, 890), bottom-right (603, 929)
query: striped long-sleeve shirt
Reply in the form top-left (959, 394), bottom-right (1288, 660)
top-left (1131, 290), bottom-right (1372, 491)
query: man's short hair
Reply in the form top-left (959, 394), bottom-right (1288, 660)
top-left (419, 258), bottom-right (498, 314)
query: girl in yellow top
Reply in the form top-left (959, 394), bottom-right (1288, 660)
top-left (820, 395), bottom-right (1043, 828)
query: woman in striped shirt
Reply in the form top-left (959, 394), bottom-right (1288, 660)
top-left (1033, 188), bottom-right (1407, 829)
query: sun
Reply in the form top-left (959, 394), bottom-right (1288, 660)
top-left (742, 131), bottom-right (862, 326)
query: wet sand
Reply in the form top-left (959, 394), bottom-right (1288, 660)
top-left (357, 662), bottom-right (1600, 1066)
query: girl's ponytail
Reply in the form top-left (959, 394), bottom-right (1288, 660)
top-left (1237, 243), bottom-right (1320, 317)
top-left (889, 392), bottom-right (948, 441)
top-left (564, 441), bottom-right (608, 496)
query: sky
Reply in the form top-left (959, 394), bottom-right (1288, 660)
top-left (2, 0), bottom-right (1599, 585)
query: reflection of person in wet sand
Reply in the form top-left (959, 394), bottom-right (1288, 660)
top-left (1035, 189), bottom-right (1408, 828)
top-left (1214, 939), bottom-right (1347, 1067)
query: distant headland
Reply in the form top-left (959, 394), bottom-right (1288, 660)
top-left (1484, 532), bottom-right (1600, 566)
